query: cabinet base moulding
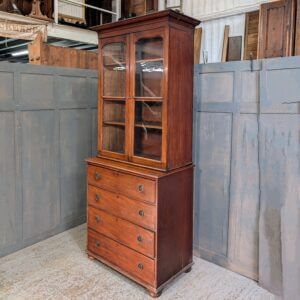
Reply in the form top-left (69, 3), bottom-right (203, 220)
top-left (87, 250), bottom-right (193, 298)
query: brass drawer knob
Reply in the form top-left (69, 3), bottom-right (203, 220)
top-left (95, 194), bottom-right (101, 202)
top-left (137, 235), bottom-right (143, 242)
top-left (95, 240), bottom-right (100, 247)
top-left (137, 184), bottom-right (144, 193)
top-left (94, 172), bottom-right (101, 181)
top-left (137, 263), bottom-right (143, 270)
top-left (95, 215), bottom-right (100, 223)
top-left (138, 210), bottom-right (144, 217)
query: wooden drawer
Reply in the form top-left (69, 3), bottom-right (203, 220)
top-left (88, 206), bottom-right (155, 258)
top-left (87, 185), bottom-right (156, 231)
top-left (87, 164), bottom-right (156, 204)
top-left (88, 229), bottom-right (155, 285)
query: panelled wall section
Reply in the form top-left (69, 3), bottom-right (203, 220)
top-left (0, 62), bottom-right (98, 257)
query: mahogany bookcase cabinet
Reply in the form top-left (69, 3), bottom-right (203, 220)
top-left (86, 10), bottom-right (199, 297)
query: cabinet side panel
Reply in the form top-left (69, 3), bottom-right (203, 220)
top-left (167, 26), bottom-right (194, 169)
top-left (157, 166), bottom-right (193, 287)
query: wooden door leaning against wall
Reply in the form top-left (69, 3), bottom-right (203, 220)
top-left (258, 0), bottom-right (296, 59)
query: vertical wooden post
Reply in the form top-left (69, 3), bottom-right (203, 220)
top-left (28, 33), bottom-right (44, 65)
top-left (295, 0), bottom-right (300, 55)
top-left (194, 28), bottom-right (202, 64)
top-left (221, 25), bottom-right (230, 62)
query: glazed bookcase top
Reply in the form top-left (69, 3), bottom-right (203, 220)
top-left (95, 11), bottom-right (199, 171)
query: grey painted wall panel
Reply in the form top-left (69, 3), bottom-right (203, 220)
top-left (0, 72), bottom-right (14, 108)
top-left (227, 114), bottom-right (259, 279)
top-left (90, 78), bottom-right (98, 108)
top-left (241, 71), bottom-right (259, 103)
top-left (264, 69), bottom-right (300, 114)
top-left (0, 56), bottom-right (299, 297)
top-left (60, 109), bottom-right (91, 222)
top-left (195, 57), bottom-right (300, 295)
top-left (259, 114), bottom-right (300, 295)
top-left (0, 112), bottom-right (17, 248)
top-left (0, 62), bottom-right (97, 258)
top-left (194, 112), bottom-right (232, 256)
top-left (198, 72), bottom-right (234, 103)
top-left (20, 74), bottom-right (54, 108)
top-left (57, 76), bottom-right (87, 106)
top-left (22, 110), bottom-right (60, 241)
top-left (240, 71), bottom-right (259, 114)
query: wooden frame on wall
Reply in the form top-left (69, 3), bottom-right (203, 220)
top-left (258, 0), bottom-right (296, 59)
top-left (244, 10), bottom-right (259, 60)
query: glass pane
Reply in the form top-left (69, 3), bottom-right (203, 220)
top-left (135, 101), bottom-right (162, 128)
top-left (135, 37), bottom-right (163, 97)
top-left (102, 42), bottom-right (126, 97)
top-left (135, 61), bottom-right (163, 97)
top-left (102, 125), bottom-right (125, 154)
top-left (136, 37), bottom-right (163, 60)
top-left (103, 100), bottom-right (125, 124)
top-left (134, 127), bottom-right (162, 161)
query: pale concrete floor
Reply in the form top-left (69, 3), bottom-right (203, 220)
top-left (0, 224), bottom-right (274, 300)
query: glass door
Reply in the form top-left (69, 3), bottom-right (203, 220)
top-left (131, 29), bottom-right (166, 167)
top-left (99, 36), bottom-right (129, 160)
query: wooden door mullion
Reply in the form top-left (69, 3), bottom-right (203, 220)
top-left (128, 33), bottom-right (135, 160)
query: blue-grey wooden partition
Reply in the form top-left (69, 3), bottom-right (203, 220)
top-left (193, 57), bottom-right (300, 282)
top-left (0, 62), bottom-right (97, 258)
top-left (1, 58), bottom-right (299, 290)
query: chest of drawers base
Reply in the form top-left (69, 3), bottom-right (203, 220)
top-left (86, 157), bottom-right (194, 298)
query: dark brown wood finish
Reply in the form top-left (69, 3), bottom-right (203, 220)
top-left (295, 0), bottom-right (300, 55)
top-left (156, 166), bottom-right (194, 286)
top-left (93, 10), bottom-right (199, 171)
top-left (98, 35), bottom-right (129, 162)
top-left (87, 185), bottom-right (156, 230)
top-left (88, 229), bottom-right (155, 285)
top-left (244, 11), bottom-right (259, 60)
top-left (167, 24), bottom-right (194, 170)
top-left (87, 164), bottom-right (156, 203)
top-left (86, 158), bottom-right (194, 297)
top-left (87, 11), bottom-right (198, 298)
top-left (88, 207), bottom-right (155, 258)
top-left (258, 0), bottom-right (296, 59)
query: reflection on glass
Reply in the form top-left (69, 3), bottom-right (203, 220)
top-left (134, 100), bottom-right (162, 161)
top-left (103, 125), bottom-right (125, 154)
top-left (103, 100), bottom-right (125, 125)
top-left (136, 37), bottom-right (163, 60)
top-left (135, 101), bottom-right (162, 128)
top-left (135, 37), bottom-right (163, 97)
top-left (135, 61), bottom-right (163, 97)
top-left (102, 42), bottom-right (126, 97)
top-left (103, 42), bottom-right (125, 65)
top-left (134, 127), bottom-right (161, 161)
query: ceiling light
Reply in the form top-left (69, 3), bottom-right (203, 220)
top-left (11, 50), bottom-right (28, 57)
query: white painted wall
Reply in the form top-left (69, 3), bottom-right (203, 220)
top-left (200, 14), bottom-right (245, 63)
top-left (159, 0), bottom-right (275, 63)
top-left (160, 0), bottom-right (274, 19)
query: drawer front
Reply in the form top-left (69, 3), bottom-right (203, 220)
top-left (88, 207), bottom-right (155, 258)
top-left (87, 164), bottom-right (156, 204)
top-left (87, 185), bottom-right (156, 231)
top-left (88, 229), bottom-right (155, 285)
top-left (87, 165), bottom-right (118, 190)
